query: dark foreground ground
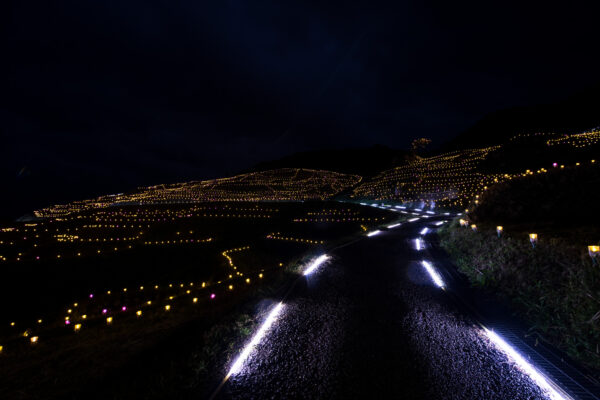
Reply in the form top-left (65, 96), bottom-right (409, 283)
top-left (218, 219), bottom-right (548, 399)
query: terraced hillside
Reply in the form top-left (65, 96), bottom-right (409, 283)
top-left (35, 169), bottom-right (362, 218)
top-left (351, 128), bottom-right (600, 208)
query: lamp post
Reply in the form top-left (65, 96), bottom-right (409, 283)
top-left (496, 226), bottom-right (503, 238)
top-left (529, 233), bottom-right (538, 248)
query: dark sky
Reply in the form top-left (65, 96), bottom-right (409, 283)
top-left (2, 1), bottom-right (600, 216)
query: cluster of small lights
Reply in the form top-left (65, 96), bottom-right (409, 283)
top-left (546, 128), bottom-right (600, 148)
top-left (34, 169), bottom-right (362, 218)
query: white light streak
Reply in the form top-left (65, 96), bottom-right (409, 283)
top-left (411, 212), bottom-right (420, 216)
top-left (434, 221), bottom-right (446, 226)
top-left (420, 227), bottom-right (429, 235)
top-left (387, 223), bottom-right (401, 228)
top-left (408, 218), bottom-right (420, 222)
top-left (228, 302), bottom-right (284, 377)
top-left (395, 206), bottom-right (406, 209)
top-left (421, 260), bottom-right (445, 288)
top-left (414, 238), bottom-right (423, 251)
top-left (303, 254), bottom-right (330, 276)
top-left (367, 230), bottom-right (382, 237)
top-left (414, 208), bottom-right (422, 211)
top-left (484, 329), bottom-right (568, 400)
top-left (426, 211), bottom-right (435, 214)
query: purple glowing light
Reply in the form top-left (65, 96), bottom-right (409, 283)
top-left (210, 293), bottom-right (216, 299)
top-left (65, 320), bottom-right (71, 325)
top-left (89, 294), bottom-right (94, 298)
top-left (121, 306), bottom-right (127, 311)
top-left (102, 309), bottom-right (108, 314)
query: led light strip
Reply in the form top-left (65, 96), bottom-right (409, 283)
top-left (408, 218), bottom-right (420, 222)
top-left (421, 260), bottom-right (445, 289)
top-left (303, 254), bottom-right (331, 276)
top-left (483, 329), bottom-right (569, 400)
top-left (420, 227), bottom-right (429, 235)
top-left (227, 302), bottom-right (284, 377)
top-left (419, 257), bottom-right (571, 399)
top-left (414, 238), bottom-right (423, 251)
top-left (367, 230), bottom-right (381, 237)
top-left (387, 223), bottom-right (401, 229)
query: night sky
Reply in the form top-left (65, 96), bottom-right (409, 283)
top-left (2, 1), bottom-right (600, 217)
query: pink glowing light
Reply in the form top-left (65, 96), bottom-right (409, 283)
top-left (102, 309), bottom-right (108, 314)
top-left (65, 320), bottom-right (71, 325)
top-left (89, 294), bottom-right (94, 298)
top-left (121, 306), bottom-right (127, 311)
top-left (210, 293), bottom-right (216, 299)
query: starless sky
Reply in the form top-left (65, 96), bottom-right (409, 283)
top-left (2, 1), bottom-right (600, 216)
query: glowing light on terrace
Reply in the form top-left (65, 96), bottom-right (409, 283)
top-left (421, 260), bottom-right (445, 289)
top-left (367, 230), bottom-right (381, 237)
top-left (589, 246), bottom-right (599, 265)
top-left (483, 328), bottom-right (568, 400)
top-left (227, 302), bottom-right (284, 377)
top-left (529, 233), bottom-right (538, 248)
top-left (303, 254), bottom-right (330, 276)
top-left (415, 238), bottom-right (423, 251)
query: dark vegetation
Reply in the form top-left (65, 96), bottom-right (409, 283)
top-left (0, 201), bottom-right (401, 399)
top-left (439, 163), bottom-right (600, 374)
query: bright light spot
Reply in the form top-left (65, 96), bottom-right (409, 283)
top-left (421, 260), bottom-right (445, 288)
top-left (408, 218), bottom-right (420, 222)
top-left (414, 208), bottom-right (422, 211)
top-left (420, 227), bottom-right (429, 235)
top-left (395, 206), bottom-right (406, 209)
top-left (434, 221), bottom-right (446, 226)
top-left (228, 302), bottom-right (284, 377)
top-left (426, 211), bottom-right (435, 214)
top-left (303, 254), bottom-right (330, 276)
top-left (484, 329), bottom-right (568, 400)
top-left (387, 223), bottom-right (401, 228)
top-left (367, 230), bottom-right (381, 237)
top-left (415, 238), bottom-right (423, 251)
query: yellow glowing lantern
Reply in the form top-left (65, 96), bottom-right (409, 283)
top-left (228, 285), bottom-right (233, 290)
top-left (106, 317), bottom-right (113, 325)
top-left (496, 226), bottom-right (503, 237)
top-left (259, 273), bottom-right (263, 279)
top-left (589, 246), bottom-right (600, 264)
top-left (30, 336), bottom-right (38, 344)
top-left (471, 224), bottom-right (477, 231)
top-left (136, 310), bottom-right (142, 317)
top-left (74, 324), bottom-right (82, 332)
top-left (193, 297), bottom-right (198, 303)
top-left (529, 233), bottom-right (538, 248)
top-left (165, 305), bottom-right (171, 311)
top-left (246, 278), bottom-right (250, 284)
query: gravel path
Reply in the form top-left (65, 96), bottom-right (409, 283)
top-left (217, 221), bottom-right (549, 399)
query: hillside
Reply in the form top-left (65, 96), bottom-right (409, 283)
top-left (34, 168), bottom-right (362, 218)
top-left (250, 145), bottom-right (410, 177)
top-left (351, 128), bottom-right (600, 208)
top-left (443, 83), bottom-right (600, 150)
